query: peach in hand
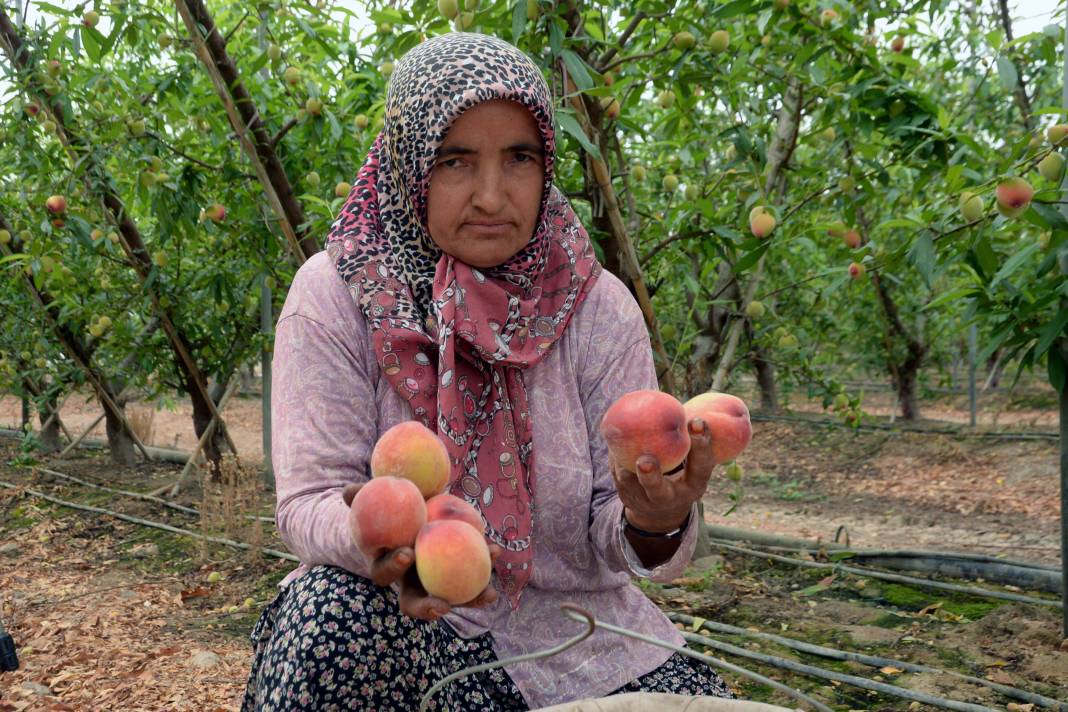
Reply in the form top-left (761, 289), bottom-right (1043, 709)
top-left (415, 520), bottom-right (492, 605)
top-left (425, 493), bottom-right (483, 532)
top-left (371, 421), bottom-right (451, 498)
top-left (682, 391), bottom-right (753, 464)
top-left (600, 389), bottom-right (691, 473)
top-left (348, 476), bottom-right (427, 556)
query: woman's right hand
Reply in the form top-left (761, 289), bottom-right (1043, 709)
top-left (343, 483), bottom-right (501, 621)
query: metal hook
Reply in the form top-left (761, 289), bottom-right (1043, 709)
top-left (417, 604), bottom-right (595, 712)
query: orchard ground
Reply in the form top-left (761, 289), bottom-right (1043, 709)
top-left (0, 381), bottom-right (1064, 709)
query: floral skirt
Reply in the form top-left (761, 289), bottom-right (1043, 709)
top-left (241, 565), bottom-right (732, 711)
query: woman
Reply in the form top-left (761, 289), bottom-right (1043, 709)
top-left (242, 32), bottom-right (733, 711)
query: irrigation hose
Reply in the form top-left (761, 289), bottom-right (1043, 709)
top-left (667, 613), bottom-right (1067, 711)
top-left (713, 541), bottom-right (1062, 609)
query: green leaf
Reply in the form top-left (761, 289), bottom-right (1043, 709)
top-left (1027, 202), bottom-right (1068, 232)
top-left (1035, 308), bottom-right (1068, 357)
top-left (996, 56), bottom-right (1018, 92)
top-left (556, 111), bottom-right (601, 161)
top-left (990, 241), bottom-right (1040, 288)
top-left (735, 242), bottom-right (768, 273)
top-left (561, 49), bottom-right (593, 91)
top-left (986, 30), bottom-right (1004, 50)
top-left (923, 287), bottom-right (975, 311)
top-left (511, 0), bottom-right (525, 44)
top-left (81, 26), bottom-right (100, 63)
top-left (1048, 341), bottom-right (1067, 392)
top-left (908, 232), bottom-right (936, 286)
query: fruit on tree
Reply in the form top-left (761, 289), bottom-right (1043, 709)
top-left (526, 0), bottom-right (539, 21)
top-left (685, 184), bottom-right (700, 201)
top-left (0, 230), bottom-right (9, 245)
top-left (848, 261), bottom-right (866, 279)
top-left (306, 171), bottom-right (321, 188)
top-left (820, 8), bottom-right (838, 26)
top-left (354, 114), bottom-right (370, 130)
top-left (425, 493), bottom-right (483, 532)
top-left (600, 96), bottom-right (620, 120)
top-left (46, 60), bottom-right (62, 76)
top-left (843, 229), bottom-right (861, 249)
top-left (600, 389), bottom-right (691, 474)
top-left (674, 31), bottom-right (696, 50)
top-left (283, 66), bottom-right (301, 85)
top-left (838, 175), bottom-right (855, 193)
top-left (107, 231), bottom-right (120, 244)
top-left (381, 61), bottom-right (395, 76)
top-left (267, 44), bottom-right (282, 61)
top-left (995, 177), bottom-right (1034, 218)
top-left (959, 191), bottom-right (984, 222)
top-left (415, 520), bottom-right (492, 605)
top-left (1047, 124), bottom-right (1068, 147)
top-left (371, 421), bottom-right (450, 499)
top-left (662, 174), bottom-right (679, 192)
top-left (335, 181), bottom-right (352, 198)
top-left (707, 30), bottom-right (729, 54)
top-left (45, 195), bottom-right (67, 213)
top-left (348, 476), bottom-right (427, 556)
top-left (773, 0), bottom-right (790, 8)
top-left (631, 164), bottom-right (646, 181)
top-left (205, 203), bottom-right (226, 222)
top-left (821, 127), bottom-right (836, 142)
top-left (682, 391), bottom-right (753, 465)
top-left (305, 98), bottom-right (323, 116)
top-left (24, 102), bottom-right (40, 117)
top-left (377, 22), bottom-right (392, 34)
top-left (82, 10), bottom-right (100, 28)
top-left (826, 221), bottom-right (846, 237)
top-left (153, 252), bottom-right (168, 268)
top-left (657, 90), bottom-right (676, 109)
top-left (745, 300), bottom-right (765, 320)
top-left (1038, 152), bottom-right (1064, 182)
top-left (127, 119), bottom-right (146, 137)
top-left (749, 206), bottom-right (776, 238)
top-left (890, 35), bottom-right (905, 52)
top-left (438, 0), bottom-right (459, 19)
top-left (157, 33), bottom-right (172, 49)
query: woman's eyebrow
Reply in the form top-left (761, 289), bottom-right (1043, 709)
top-left (437, 142), bottom-right (544, 159)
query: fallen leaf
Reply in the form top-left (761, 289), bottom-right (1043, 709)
top-left (180, 586), bottom-right (211, 602)
top-left (879, 666), bottom-right (903, 675)
top-left (986, 668), bottom-right (1013, 684)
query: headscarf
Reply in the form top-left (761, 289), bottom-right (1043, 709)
top-left (325, 32), bottom-right (601, 608)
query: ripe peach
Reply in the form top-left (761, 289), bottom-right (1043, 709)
top-left (749, 208), bottom-right (776, 238)
top-left (848, 261), bottom-right (866, 279)
top-left (425, 493), bottom-right (483, 532)
top-left (348, 476), bottom-right (427, 556)
top-left (842, 229), bottom-right (861, 249)
top-left (995, 177), bottom-right (1033, 218)
top-left (371, 421), bottom-right (451, 498)
top-left (682, 391), bottom-right (752, 465)
top-left (600, 390), bottom-right (691, 473)
top-left (415, 520), bottom-right (492, 605)
top-left (45, 195), bottom-right (67, 213)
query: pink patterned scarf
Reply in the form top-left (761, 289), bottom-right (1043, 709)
top-left (325, 33), bottom-right (600, 608)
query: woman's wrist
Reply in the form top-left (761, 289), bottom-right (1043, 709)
top-left (622, 505), bottom-right (692, 535)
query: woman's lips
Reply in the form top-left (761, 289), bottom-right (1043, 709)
top-left (464, 222), bottom-right (511, 234)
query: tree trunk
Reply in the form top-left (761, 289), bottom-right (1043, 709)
top-left (36, 387), bottom-right (61, 453)
top-left (104, 401), bottom-right (138, 467)
top-left (749, 337), bottom-right (779, 412)
top-left (896, 356), bottom-right (922, 421)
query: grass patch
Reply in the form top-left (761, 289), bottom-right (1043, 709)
top-left (0, 504), bottom-right (39, 532)
top-left (877, 582), bottom-right (1001, 619)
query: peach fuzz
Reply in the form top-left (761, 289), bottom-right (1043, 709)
top-left (415, 520), bottom-right (492, 605)
top-left (599, 389), bottom-right (691, 473)
top-left (682, 391), bottom-right (753, 465)
top-left (371, 421), bottom-right (451, 499)
top-left (425, 493), bottom-right (483, 532)
top-left (348, 476), bottom-right (427, 557)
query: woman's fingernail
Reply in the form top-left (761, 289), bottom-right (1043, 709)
top-left (638, 459), bottom-right (654, 474)
top-left (689, 418), bottom-right (705, 435)
top-left (395, 553), bottom-right (412, 567)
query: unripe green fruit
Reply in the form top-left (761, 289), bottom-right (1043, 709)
top-left (657, 90), bottom-right (676, 109)
top-left (454, 12), bottom-right (474, 30)
top-left (306, 171), bottom-right (321, 188)
top-left (283, 66), bottom-right (301, 85)
top-left (153, 252), bottom-right (168, 268)
top-left (438, 0), bottom-right (459, 19)
top-left (377, 22), bottom-right (392, 34)
top-left (1047, 124), bottom-right (1068, 147)
top-left (335, 182), bottom-right (352, 198)
top-left (631, 165), bottom-right (646, 181)
top-left (89, 323), bottom-right (104, 338)
top-left (674, 31), bottom-right (696, 50)
top-left (0, 229), bottom-right (9, 244)
top-left (662, 174), bottom-right (679, 192)
top-left (354, 114), bottom-right (370, 130)
top-left (685, 184), bottom-right (699, 200)
top-left (98, 315), bottom-right (112, 330)
top-left (838, 175), bottom-right (855, 193)
top-left (157, 33), bottom-right (172, 48)
top-left (1038, 152), bottom-right (1065, 182)
top-left (82, 10), bottom-right (100, 28)
top-left (724, 462), bottom-right (743, 482)
top-left (381, 61), bottom-right (395, 76)
top-left (707, 30), bottom-right (729, 54)
top-left (820, 127), bottom-right (836, 143)
top-left (745, 301), bottom-right (765, 320)
top-left (128, 119), bottom-right (146, 137)
top-left (107, 232), bottom-right (120, 244)
top-left (305, 97), bottom-right (323, 115)
top-left (659, 323), bottom-right (677, 341)
top-left (777, 332), bottom-right (798, 350)
top-left (959, 192), bottom-right (984, 222)
top-left (526, 0), bottom-right (539, 21)
top-left (267, 44), bottom-right (282, 61)
top-left (600, 96), bottom-right (620, 120)
top-left (149, 156), bottom-right (164, 172)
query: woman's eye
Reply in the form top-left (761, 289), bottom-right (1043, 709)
top-left (439, 158), bottom-right (463, 169)
top-left (513, 153), bottom-right (534, 163)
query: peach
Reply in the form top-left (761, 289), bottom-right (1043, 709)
top-left (600, 390), bottom-right (691, 473)
top-left (348, 476), bottom-right (427, 556)
top-left (371, 421), bottom-right (451, 498)
top-left (682, 391), bottom-right (752, 465)
top-left (415, 520), bottom-right (492, 605)
top-left (425, 493), bottom-right (483, 532)
top-left (995, 177), bottom-right (1033, 218)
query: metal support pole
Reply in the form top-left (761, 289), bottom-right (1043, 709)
top-left (968, 323), bottom-right (977, 428)
top-left (261, 277), bottom-right (274, 490)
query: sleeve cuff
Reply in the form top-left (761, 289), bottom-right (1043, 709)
top-left (616, 501), bottom-right (700, 578)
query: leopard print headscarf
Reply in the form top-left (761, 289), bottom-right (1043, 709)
top-left (325, 32), bottom-right (601, 608)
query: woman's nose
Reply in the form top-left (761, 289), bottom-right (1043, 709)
top-left (471, 164), bottom-right (506, 214)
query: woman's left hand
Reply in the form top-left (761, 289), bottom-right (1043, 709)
top-left (611, 417), bottom-right (715, 533)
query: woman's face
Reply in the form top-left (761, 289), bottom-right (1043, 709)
top-left (426, 99), bottom-right (545, 269)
